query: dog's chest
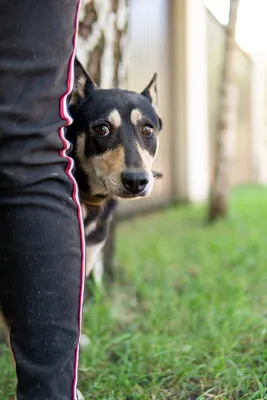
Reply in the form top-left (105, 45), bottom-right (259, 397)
top-left (81, 199), bottom-right (117, 246)
top-left (81, 199), bottom-right (117, 277)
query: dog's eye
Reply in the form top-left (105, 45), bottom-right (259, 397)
top-left (141, 125), bottom-right (154, 137)
top-left (94, 124), bottom-right (110, 136)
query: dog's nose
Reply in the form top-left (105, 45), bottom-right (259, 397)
top-left (121, 171), bottom-right (149, 195)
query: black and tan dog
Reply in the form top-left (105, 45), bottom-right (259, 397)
top-left (67, 58), bottom-right (162, 278)
top-left (0, 62), bottom-right (162, 400)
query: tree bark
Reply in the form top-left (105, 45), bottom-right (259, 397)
top-left (77, 0), bottom-right (129, 283)
top-left (77, 0), bottom-right (128, 89)
top-left (208, 0), bottom-right (239, 222)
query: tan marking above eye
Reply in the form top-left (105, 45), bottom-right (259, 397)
top-left (130, 108), bottom-right (143, 126)
top-left (108, 109), bottom-right (122, 128)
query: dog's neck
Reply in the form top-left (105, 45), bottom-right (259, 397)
top-left (79, 189), bottom-right (111, 208)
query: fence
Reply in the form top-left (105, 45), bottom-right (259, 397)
top-left (107, 1), bottom-right (254, 218)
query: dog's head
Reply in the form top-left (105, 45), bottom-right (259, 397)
top-left (69, 58), bottom-right (162, 201)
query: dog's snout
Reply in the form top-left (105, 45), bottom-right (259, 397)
top-left (121, 171), bottom-right (149, 195)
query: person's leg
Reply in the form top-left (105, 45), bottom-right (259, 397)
top-left (0, 1), bottom-right (85, 399)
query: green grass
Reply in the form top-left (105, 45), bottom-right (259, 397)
top-left (2, 185), bottom-right (267, 399)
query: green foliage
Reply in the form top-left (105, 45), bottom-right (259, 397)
top-left (1, 185), bottom-right (267, 399)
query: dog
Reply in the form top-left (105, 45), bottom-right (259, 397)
top-left (0, 59), bottom-right (162, 336)
top-left (0, 61), bottom-right (162, 400)
top-left (67, 58), bottom-right (163, 278)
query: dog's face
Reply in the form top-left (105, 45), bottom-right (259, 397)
top-left (69, 59), bottom-right (162, 200)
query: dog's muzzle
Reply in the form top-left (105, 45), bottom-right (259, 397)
top-left (121, 171), bottom-right (150, 196)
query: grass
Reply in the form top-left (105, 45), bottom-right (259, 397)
top-left (1, 185), bottom-right (267, 399)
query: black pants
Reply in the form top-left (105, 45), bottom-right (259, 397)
top-left (0, 1), bottom-right (84, 399)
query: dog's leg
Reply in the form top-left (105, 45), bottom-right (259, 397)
top-left (85, 242), bottom-right (106, 279)
top-left (92, 251), bottom-right (104, 286)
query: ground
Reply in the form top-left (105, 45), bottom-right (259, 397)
top-left (1, 186), bottom-right (267, 400)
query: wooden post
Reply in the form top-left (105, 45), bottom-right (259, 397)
top-left (208, 0), bottom-right (240, 222)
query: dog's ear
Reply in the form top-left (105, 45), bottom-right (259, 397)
top-left (141, 74), bottom-right (163, 130)
top-left (71, 57), bottom-right (98, 106)
top-left (140, 73), bottom-right (158, 112)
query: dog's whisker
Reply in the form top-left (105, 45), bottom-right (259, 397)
top-left (152, 170), bottom-right (163, 179)
top-left (91, 175), bottom-right (109, 194)
top-left (118, 197), bottom-right (133, 207)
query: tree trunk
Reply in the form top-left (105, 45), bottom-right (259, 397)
top-left (208, 0), bottom-right (239, 222)
top-left (77, 0), bottom-right (129, 284)
top-left (77, 0), bottom-right (128, 89)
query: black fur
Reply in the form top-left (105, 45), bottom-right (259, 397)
top-left (66, 57), bottom-right (162, 277)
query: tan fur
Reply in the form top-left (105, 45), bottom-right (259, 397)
top-left (69, 90), bottom-right (81, 106)
top-left (77, 133), bottom-right (126, 196)
top-left (96, 146), bottom-right (125, 175)
top-left (136, 143), bottom-right (154, 170)
top-left (130, 108), bottom-right (143, 126)
top-left (77, 76), bottom-right (87, 98)
top-left (69, 76), bottom-right (87, 106)
top-left (81, 203), bottom-right (88, 219)
top-left (76, 130), bottom-right (158, 199)
top-left (108, 109), bottom-right (122, 128)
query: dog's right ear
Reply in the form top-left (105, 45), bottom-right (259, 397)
top-left (71, 57), bottom-right (98, 106)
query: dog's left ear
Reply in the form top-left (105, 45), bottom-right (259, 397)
top-left (70, 57), bottom-right (98, 106)
top-left (140, 73), bottom-right (158, 112)
top-left (141, 73), bottom-right (162, 130)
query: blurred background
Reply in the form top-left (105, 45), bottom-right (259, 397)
top-left (77, 0), bottom-right (267, 215)
top-left (2, 1), bottom-right (267, 399)
top-left (73, 2), bottom-right (267, 399)
top-left (77, 1), bottom-right (267, 399)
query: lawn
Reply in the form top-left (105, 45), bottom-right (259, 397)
top-left (1, 186), bottom-right (267, 399)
